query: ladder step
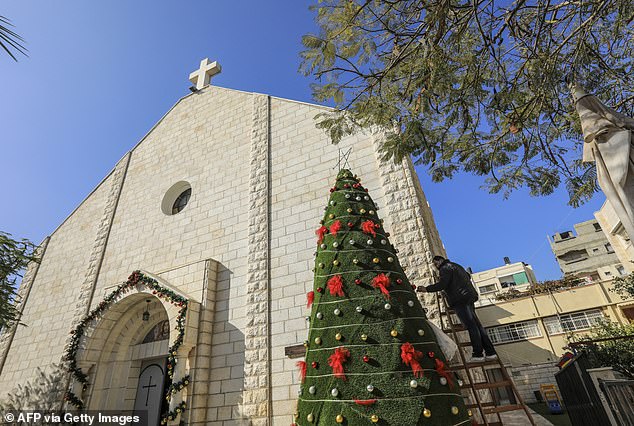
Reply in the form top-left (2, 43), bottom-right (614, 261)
top-left (462, 380), bottom-right (512, 390)
top-left (443, 324), bottom-right (466, 332)
top-left (483, 404), bottom-right (525, 414)
top-left (450, 359), bottom-right (500, 370)
top-left (465, 401), bottom-right (495, 409)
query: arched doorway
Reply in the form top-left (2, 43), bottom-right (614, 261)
top-left (65, 271), bottom-right (196, 425)
top-left (78, 293), bottom-right (174, 423)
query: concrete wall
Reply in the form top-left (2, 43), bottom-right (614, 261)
top-left (509, 363), bottom-right (561, 403)
top-left (476, 281), bottom-right (634, 367)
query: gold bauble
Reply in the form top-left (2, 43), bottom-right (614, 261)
top-left (353, 258), bottom-right (359, 264)
top-left (360, 209), bottom-right (366, 214)
top-left (370, 414), bottom-right (379, 423)
top-left (307, 413), bottom-right (314, 422)
top-left (369, 210), bottom-right (375, 215)
top-left (451, 406), bottom-right (459, 415)
top-left (423, 408), bottom-right (431, 418)
top-left (333, 260), bottom-right (340, 266)
top-left (417, 329), bottom-right (425, 336)
top-left (314, 337), bottom-right (322, 345)
top-left (328, 213), bottom-right (335, 219)
top-left (468, 409), bottom-right (473, 417)
top-left (390, 329), bottom-right (398, 337)
top-left (336, 414), bottom-right (344, 423)
top-left (347, 208), bottom-right (353, 213)
top-left (372, 258), bottom-right (380, 264)
top-left (360, 333), bottom-right (368, 341)
top-left (294, 413), bottom-right (299, 420)
top-left (335, 333), bottom-right (342, 341)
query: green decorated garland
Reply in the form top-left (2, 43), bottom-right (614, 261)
top-left (63, 271), bottom-right (190, 424)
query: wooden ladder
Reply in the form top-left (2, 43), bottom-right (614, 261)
top-left (436, 296), bottom-right (536, 426)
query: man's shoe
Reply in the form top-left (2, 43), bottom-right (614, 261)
top-left (470, 355), bottom-right (485, 363)
top-left (485, 354), bottom-right (498, 361)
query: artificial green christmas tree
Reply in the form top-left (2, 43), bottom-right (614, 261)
top-left (294, 169), bottom-right (471, 425)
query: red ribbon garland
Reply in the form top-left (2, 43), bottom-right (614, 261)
top-left (354, 399), bottom-right (377, 406)
top-left (400, 342), bottom-right (425, 378)
top-left (435, 358), bottom-right (454, 387)
top-left (329, 220), bottom-right (342, 236)
top-left (361, 220), bottom-right (377, 237)
top-left (328, 347), bottom-right (350, 380)
top-left (327, 275), bottom-right (345, 297)
top-left (316, 226), bottom-right (328, 244)
top-left (372, 274), bottom-right (391, 299)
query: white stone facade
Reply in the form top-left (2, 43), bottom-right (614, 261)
top-left (0, 85), bottom-right (444, 425)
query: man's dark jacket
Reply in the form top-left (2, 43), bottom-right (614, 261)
top-left (426, 259), bottom-right (478, 307)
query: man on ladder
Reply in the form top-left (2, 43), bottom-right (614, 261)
top-left (419, 255), bottom-right (498, 363)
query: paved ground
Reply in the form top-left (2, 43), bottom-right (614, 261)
top-left (500, 407), bottom-right (554, 425)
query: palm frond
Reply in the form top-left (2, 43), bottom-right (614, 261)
top-left (0, 15), bottom-right (27, 61)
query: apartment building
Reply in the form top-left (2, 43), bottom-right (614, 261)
top-left (595, 200), bottom-right (634, 274)
top-left (470, 259), bottom-right (538, 307)
top-left (549, 219), bottom-right (626, 281)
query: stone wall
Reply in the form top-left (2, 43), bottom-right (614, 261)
top-left (0, 173), bottom-right (111, 394)
top-left (509, 363), bottom-right (561, 403)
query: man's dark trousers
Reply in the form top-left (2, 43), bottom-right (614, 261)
top-left (453, 302), bottom-right (495, 357)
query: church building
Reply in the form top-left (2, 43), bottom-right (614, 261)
top-left (0, 59), bottom-right (445, 425)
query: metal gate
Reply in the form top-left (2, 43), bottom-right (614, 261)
top-left (555, 353), bottom-right (612, 426)
top-left (601, 379), bottom-right (634, 426)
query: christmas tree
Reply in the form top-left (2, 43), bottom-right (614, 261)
top-left (294, 169), bottom-right (471, 425)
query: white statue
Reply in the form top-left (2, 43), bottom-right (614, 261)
top-left (572, 84), bottom-right (634, 241)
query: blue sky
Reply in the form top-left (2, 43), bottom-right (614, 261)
top-left (0, 1), bottom-right (605, 280)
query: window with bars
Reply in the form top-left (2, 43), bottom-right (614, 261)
top-left (486, 320), bottom-right (541, 344)
top-left (543, 309), bottom-right (604, 335)
top-left (479, 284), bottom-right (497, 294)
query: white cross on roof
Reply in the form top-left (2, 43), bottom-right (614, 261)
top-left (189, 58), bottom-right (222, 90)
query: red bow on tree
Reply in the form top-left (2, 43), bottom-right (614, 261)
top-left (296, 360), bottom-right (307, 383)
top-left (372, 274), bottom-right (391, 299)
top-left (316, 226), bottom-right (328, 244)
top-left (401, 342), bottom-right (425, 378)
top-left (329, 220), bottom-right (342, 236)
top-left (327, 275), bottom-right (345, 297)
top-left (328, 347), bottom-right (350, 380)
top-left (306, 291), bottom-right (314, 308)
top-left (435, 358), bottom-right (454, 387)
top-left (361, 220), bottom-right (377, 237)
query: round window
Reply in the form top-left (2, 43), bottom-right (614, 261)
top-left (161, 181), bottom-right (192, 215)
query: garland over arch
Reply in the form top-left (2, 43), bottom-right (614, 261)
top-left (63, 270), bottom-right (190, 424)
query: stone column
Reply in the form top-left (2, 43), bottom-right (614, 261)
top-left (0, 236), bottom-right (50, 374)
top-left (187, 260), bottom-right (218, 425)
top-left (67, 152), bottom-right (131, 333)
top-left (242, 93), bottom-right (271, 425)
top-left (372, 134), bottom-right (445, 323)
top-left (168, 351), bottom-right (189, 426)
